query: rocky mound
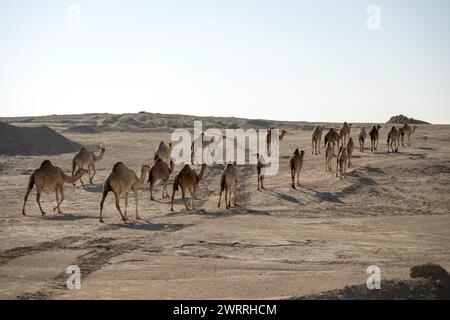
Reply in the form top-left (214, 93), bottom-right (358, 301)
top-left (0, 122), bottom-right (82, 156)
top-left (292, 263), bottom-right (450, 300)
top-left (64, 125), bottom-right (99, 134)
top-left (387, 115), bottom-right (430, 125)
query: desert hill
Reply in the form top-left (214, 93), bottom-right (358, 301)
top-left (387, 115), bottom-right (430, 125)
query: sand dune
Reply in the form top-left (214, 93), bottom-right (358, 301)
top-left (0, 114), bottom-right (449, 299)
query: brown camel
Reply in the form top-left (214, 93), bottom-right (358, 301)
top-left (357, 127), bottom-right (368, 152)
top-left (191, 133), bottom-right (215, 164)
top-left (22, 160), bottom-right (87, 216)
top-left (154, 141), bottom-right (174, 172)
top-left (289, 149), bottom-right (305, 189)
top-left (170, 164), bottom-right (207, 212)
top-left (311, 125), bottom-right (324, 155)
top-left (336, 146), bottom-right (348, 178)
top-left (387, 126), bottom-right (400, 153)
top-left (400, 123), bottom-right (417, 146)
top-left (369, 125), bottom-right (382, 152)
top-left (347, 137), bottom-right (355, 168)
top-left (218, 163), bottom-right (238, 208)
top-left (325, 142), bottom-right (333, 172)
top-left (256, 153), bottom-right (266, 190)
top-left (324, 128), bottom-right (341, 156)
top-left (99, 162), bottom-right (150, 223)
top-left (71, 146), bottom-right (106, 185)
top-left (266, 128), bottom-right (287, 156)
top-left (148, 159), bottom-right (172, 200)
top-left (339, 122), bottom-right (352, 145)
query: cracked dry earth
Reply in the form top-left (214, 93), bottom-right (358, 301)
top-left (0, 122), bottom-right (449, 299)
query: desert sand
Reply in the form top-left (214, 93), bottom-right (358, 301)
top-left (0, 113), bottom-right (449, 299)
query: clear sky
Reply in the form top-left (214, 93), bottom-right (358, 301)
top-left (1, 0), bottom-right (449, 123)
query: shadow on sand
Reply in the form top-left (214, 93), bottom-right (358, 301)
top-left (40, 213), bottom-right (98, 221)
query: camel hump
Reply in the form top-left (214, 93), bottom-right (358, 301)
top-left (112, 162), bottom-right (127, 173)
top-left (40, 160), bottom-right (52, 168)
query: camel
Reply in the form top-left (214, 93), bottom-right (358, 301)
top-left (22, 160), bottom-right (87, 216)
top-left (266, 128), bottom-right (287, 156)
top-left (400, 123), bottom-right (417, 147)
top-left (325, 142), bottom-right (333, 172)
top-left (289, 149), bottom-right (305, 189)
top-left (218, 163), bottom-right (238, 208)
top-left (71, 146), bottom-right (106, 185)
top-left (347, 137), bottom-right (355, 168)
top-left (256, 153), bottom-right (266, 190)
top-left (387, 126), bottom-right (400, 153)
top-left (191, 133), bottom-right (215, 164)
top-left (311, 125), bottom-right (324, 155)
top-left (324, 128), bottom-right (341, 156)
top-left (339, 122), bottom-right (352, 145)
top-left (369, 125), bottom-right (382, 152)
top-left (148, 159), bottom-right (172, 201)
top-left (170, 164), bottom-right (207, 212)
top-left (336, 146), bottom-right (348, 178)
top-left (154, 141), bottom-right (174, 172)
top-left (99, 162), bottom-right (150, 223)
top-left (357, 127), bottom-right (368, 152)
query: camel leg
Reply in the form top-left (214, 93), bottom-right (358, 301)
top-left (181, 187), bottom-right (189, 211)
top-left (225, 186), bottom-right (229, 208)
top-left (90, 164), bottom-right (96, 184)
top-left (134, 189), bottom-right (140, 220)
top-left (53, 185), bottom-right (63, 213)
top-left (296, 170), bottom-right (301, 187)
top-left (190, 188), bottom-right (196, 210)
top-left (99, 189), bottom-right (108, 223)
top-left (336, 160), bottom-right (339, 178)
top-left (218, 186), bottom-right (223, 208)
top-left (260, 175), bottom-right (264, 190)
top-left (36, 188), bottom-right (46, 216)
top-left (149, 179), bottom-right (155, 201)
top-left (114, 191), bottom-right (127, 222)
top-left (22, 188), bottom-right (32, 216)
top-left (291, 169), bottom-right (295, 189)
top-left (124, 192), bottom-right (128, 217)
top-left (234, 181), bottom-right (237, 206)
top-left (319, 137), bottom-right (322, 154)
top-left (170, 188), bottom-right (176, 212)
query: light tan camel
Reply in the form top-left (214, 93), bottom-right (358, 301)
top-left (347, 137), bottom-right (355, 168)
top-left (218, 163), bottom-right (238, 208)
top-left (256, 153), bottom-right (266, 190)
top-left (369, 125), bottom-right (382, 152)
top-left (289, 149), bottom-right (305, 189)
top-left (336, 146), bottom-right (348, 178)
top-left (339, 122), bottom-right (352, 145)
top-left (324, 128), bottom-right (341, 156)
top-left (154, 141), bottom-right (174, 172)
top-left (325, 142), bottom-right (333, 172)
top-left (357, 127), bottom-right (368, 152)
top-left (170, 164), bottom-right (207, 212)
top-left (71, 146), bottom-right (106, 185)
top-left (148, 159), bottom-right (172, 201)
top-left (400, 123), bottom-right (417, 146)
top-left (22, 160), bottom-right (87, 216)
top-left (387, 126), bottom-right (400, 153)
top-left (99, 162), bottom-right (150, 223)
top-left (266, 128), bottom-right (287, 156)
top-left (191, 133), bottom-right (215, 164)
top-left (311, 125), bottom-right (324, 155)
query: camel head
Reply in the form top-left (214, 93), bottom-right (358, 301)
top-left (141, 164), bottom-right (151, 174)
top-left (300, 150), bottom-right (305, 156)
top-left (377, 125), bottom-right (382, 130)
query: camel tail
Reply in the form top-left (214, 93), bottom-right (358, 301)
top-left (220, 173), bottom-right (226, 192)
top-left (27, 173), bottom-right (35, 191)
top-left (173, 174), bottom-right (180, 192)
top-left (71, 159), bottom-right (77, 176)
top-left (102, 179), bottom-right (112, 195)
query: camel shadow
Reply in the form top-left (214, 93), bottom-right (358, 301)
top-left (263, 188), bottom-right (301, 204)
top-left (107, 220), bottom-right (186, 232)
top-left (360, 166), bottom-right (386, 175)
top-left (83, 184), bottom-right (103, 193)
top-left (41, 213), bottom-right (97, 221)
top-left (196, 208), bottom-right (271, 218)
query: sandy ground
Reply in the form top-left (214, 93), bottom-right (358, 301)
top-left (0, 121), bottom-right (449, 299)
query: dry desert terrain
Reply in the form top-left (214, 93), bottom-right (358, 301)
top-left (0, 114), bottom-right (449, 299)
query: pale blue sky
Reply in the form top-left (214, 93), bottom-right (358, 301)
top-left (1, 0), bottom-right (449, 123)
